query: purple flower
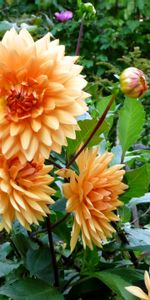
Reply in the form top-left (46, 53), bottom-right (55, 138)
top-left (54, 11), bottom-right (73, 23)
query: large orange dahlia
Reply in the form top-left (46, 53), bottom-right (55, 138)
top-left (0, 28), bottom-right (89, 163)
top-left (0, 151), bottom-right (55, 231)
top-left (58, 148), bottom-right (127, 251)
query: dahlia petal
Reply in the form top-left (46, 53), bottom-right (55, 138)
top-left (43, 115), bottom-right (59, 130)
top-left (61, 124), bottom-right (76, 139)
top-left (19, 29), bottom-right (34, 46)
top-left (0, 194), bottom-right (9, 213)
top-left (10, 180), bottom-right (40, 199)
top-left (66, 196), bottom-right (79, 212)
top-left (40, 144), bottom-right (51, 158)
top-left (82, 204), bottom-right (91, 219)
top-left (39, 126), bottom-right (52, 146)
top-left (20, 127), bottom-right (32, 150)
top-left (144, 271), bottom-right (150, 294)
top-left (26, 198), bottom-right (46, 213)
top-left (3, 209), bottom-right (13, 229)
top-left (6, 144), bottom-right (20, 159)
top-left (48, 82), bottom-right (65, 92)
top-left (31, 119), bottom-right (41, 132)
top-left (125, 286), bottom-right (149, 299)
top-left (81, 219), bottom-right (91, 241)
top-left (66, 76), bottom-right (87, 90)
top-left (10, 122), bottom-right (23, 136)
top-left (29, 190), bottom-right (54, 202)
top-left (13, 190), bottom-right (27, 210)
top-left (15, 211), bottom-right (27, 227)
top-left (55, 110), bottom-right (77, 125)
top-left (88, 218), bottom-right (96, 233)
top-left (25, 136), bottom-right (38, 161)
top-left (10, 195), bottom-right (20, 212)
top-left (2, 135), bottom-right (14, 155)
top-left (0, 124), bottom-right (9, 139)
top-left (0, 180), bottom-right (10, 193)
top-left (2, 28), bottom-right (18, 48)
top-left (52, 128), bottom-right (67, 146)
top-left (70, 220), bottom-right (80, 252)
top-left (66, 102), bottom-right (86, 116)
top-left (82, 231), bottom-right (93, 250)
top-left (35, 33), bottom-right (50, 54)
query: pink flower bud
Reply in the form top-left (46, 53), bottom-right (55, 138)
top-left (120, 67), bottom-right (148, 98)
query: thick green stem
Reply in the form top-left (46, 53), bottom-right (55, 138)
top-left (66, 94), bottom-right (115, 168)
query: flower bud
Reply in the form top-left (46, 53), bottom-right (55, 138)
top-left (120, 67), bottom-right (148, 98)
top-left (77, 1), bottom-right (96, 21)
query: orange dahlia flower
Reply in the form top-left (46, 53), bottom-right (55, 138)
top-left (126, 271), bottom-right (150, 300)
top-left (58, 148), bottom-right (127, 251)
top-left (0, 28), bottom-right (89, 163)
top-left (0, 150), bottom-right (55, 231)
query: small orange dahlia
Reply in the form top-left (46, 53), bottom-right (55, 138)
top-left (0, 28), bottom-right (89, 163)
top-left (58, 148), bottom-right (127, 251)
top-left (0, 150), bottom-right (55, 231)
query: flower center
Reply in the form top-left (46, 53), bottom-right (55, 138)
top-left (6, 84), bottom-right (38, 119)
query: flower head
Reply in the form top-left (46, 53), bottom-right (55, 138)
top-left (126, 271), bottom-right (150, 299)
top-left (0, 150), bottom-right (55, 231)
top-left (58, 147), bottom-right (127, 251)
top-left (0, 28), bottom-right (88, 163)
top-left (120, 67), bottom-right (148, 98)
top-left (54, 11), bottom-right (73, 22)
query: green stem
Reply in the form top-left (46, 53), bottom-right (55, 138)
top-left (66, 94), bottom-right (116, 168)
top-left (46, 217), bottom-right (59, 287)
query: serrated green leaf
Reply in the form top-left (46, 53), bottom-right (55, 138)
top-left (122, 164), bottom-right (149, 202)
top-left (0, 278), bottom-right (64, 300)
top-left (118, 97), bottom-right (145, 155)
top-left (67, 119), bottom-right (108, 157)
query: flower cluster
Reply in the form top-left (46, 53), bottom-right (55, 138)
top-left (0, 28), bottom-right (88, 230)
top-left (58, 147), bottom-right (127, 251)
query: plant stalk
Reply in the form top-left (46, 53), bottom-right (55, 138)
top-left (75, 16), bottom-right (84, 55)
top-left (66, 94), bottom-right (115, 168)
top-left (46, 217), bottom-right (59, 287)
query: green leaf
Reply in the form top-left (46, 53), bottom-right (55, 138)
top-left (25, 246), bottom-right (53, 283)
top-left (124, 227), bottom-right (150, 251)
top-left (118, 97), bottom-right (145, 154)
top-left (67, 119), bottom-right (108, 157)
top-left (11, 232), bottom-right (38, 258)
top-left (0, 260), bottom-right (21, 278)
top-left (128, 193), bottom-right (150, 207)
top-left (88, 269), bottom-right (143, 300)
top-left (0, 242), bottom-right (12, 259)
top-left (96, 95), bottom-right (116, 129)
top-left (0, 278), bottom-right (64, 300)
top-left (122, 164), bottom-right (150, 202)
top-left (119, 205), bottom-right (131, 223)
